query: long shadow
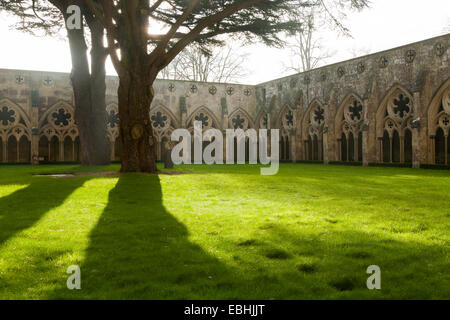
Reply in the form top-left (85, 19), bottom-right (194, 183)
top-left (0, 177), bottom-right (89, 247)
top-left (51, 174), bottom-right (236, 299)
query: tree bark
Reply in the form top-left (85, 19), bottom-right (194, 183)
top-left (65, 7), bottom-right (110, 166)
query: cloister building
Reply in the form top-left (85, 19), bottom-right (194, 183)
top-left (0, 34), bottom-right (448, 167)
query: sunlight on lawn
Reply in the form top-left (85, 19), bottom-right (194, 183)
top-left (0, 164), bottom-right (448, 299)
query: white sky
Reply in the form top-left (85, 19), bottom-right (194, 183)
top-left (0, 0), bottom-right (448, 85)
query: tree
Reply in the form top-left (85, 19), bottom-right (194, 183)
top-left (81, 0), bottom-right (364, 173)
top-left (0, 0), bottom-right (110, 165)
top-left (283, 0), bottom-right (369, 73)
top-left (159, 44), bottom-right (249, 83)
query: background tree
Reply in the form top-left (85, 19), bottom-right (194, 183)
top-left (0, 0), bottom-right (110, 165)
top-left (283, 0), bottom-right (369, 73)
top-left (82, 0), bottom-right (368, 173)
top-left (159, 43), bottom-right (249, 83)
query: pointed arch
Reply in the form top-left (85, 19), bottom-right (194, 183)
top-left (376, 84), bottom-right (414, 138)
top-left (335, 93), bottom-right (365, 138)
top-left (0, 98), bottom-right (32, 129)
top-left (229, 107), bottom-right (255, 130)
top-left (427, 78), bottom-right (450, 136)
top-left (255, 109), bottom-right (269, 130)
top-left (186, 106), bottom-right (222, 131)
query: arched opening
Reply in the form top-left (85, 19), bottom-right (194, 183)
top-left (39, 136), bottom-right (49, 162)
top-left (404, 129), bottom-right (412, 163)
top-left (18, 136), bottom-right (30, 163)
top-left (341, 133), bottom-right (347, 161)
top-left (313, 135), bottom-right (318, 161)
top-left (114, 138), bottom-right (120, 161)
top-left (435, 128), bottom-right (445, 164)
top-left (285, 136), bottom-right (290, 160)
top-left (74, 137), bottom-right (80, 162)
top-left (50, 136), bottom-right (59, 162)
top-left (7, 136), bottom-right (17, 163)
top-left (64, 136), bottom-right (74, 162)
top-left (348, 132), bottom-right (355, 162)
top-left (392, 130), bottom-right (400, 163)
top-left (382, 131), bottom-right (390, 163)
top-left (308, 136), bottom-right (313, 161)
top-left (358, 132), bottom-right (363, 162)
top-left (280, 136), bottom-right (285, 160)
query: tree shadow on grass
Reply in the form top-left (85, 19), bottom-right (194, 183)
top-left (0, 177), bottom-right (90, 247)
top-left (50, 173), bottom-right (237, 299)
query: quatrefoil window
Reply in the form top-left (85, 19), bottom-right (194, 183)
top-left (151, 111), bottom-right (167, 128)
top-left (195, 113), bottom-right (209, 127)
top-left (314, 107), bottom-right (324, 124)
top-left (349, 100), bottom-right (363, 121)
top-left (107, 110), bottom-right (120, 128)
top-left (232, 115), bottom-right (245, 129)
top-left (393, 94), bottom-right (411, 118)
top-left (0, 106), bottom-right (15, 126)
top-left (52, 108), bottom-right (71, 127)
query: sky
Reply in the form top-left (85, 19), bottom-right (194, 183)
top-left (0, 0), bottom-right (448, 85)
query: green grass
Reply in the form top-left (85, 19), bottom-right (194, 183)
top-left (0, 163), bottom-right (449, 299)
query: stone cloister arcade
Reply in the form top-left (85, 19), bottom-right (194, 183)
top-left (0, 34), bottom-right (448, 167)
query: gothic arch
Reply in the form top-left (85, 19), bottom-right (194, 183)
top-left (149, 105), bottom-right (179, 161)
top-left (186, 106), bottom-right (222, 132)
top-left (277, 105), bottom-right (296, 161)
top-left (255, 109), bottom-right (269, 130)
top-left (0, 99), bottom-right (32, 163)
top-left (228, 108), bottom-right (255, 130)
top-left (335, 93), bottom-right (365, 162)
top-left (376, 85), bottom-right (414, 163)
top-left (301, 99), bottom-right (326, 161)
top-left (38, 101), bottom-right (77, 162)
top-left (427, 78), bottom-right (450, 164)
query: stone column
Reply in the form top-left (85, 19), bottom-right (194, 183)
top-left (59, 140), bottom-right (64, 161)
top-left (354, 134), bottom-right (359, 163)
top-left (110, 141), bottom-right (115, 161)
top-left (322, 128), bottom-right (328, 164)
top-left (400, 135), bottom-right (405, 163)
top-left (378, 138), bottom-right (383, 162)
top-left (445, 135), bottom-right (448, 165)
top-left (2, 139), bottom-right (6, 163)
top-left (337, 139), bottom-right (341, 161)
top-left (429, 136), bottom-right (435, 164)
top-left (362, 123), bottom-right (369, 166)
top-left (389, 136), bottom-right (393, 163)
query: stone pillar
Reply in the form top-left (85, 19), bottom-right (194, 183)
top-left (389, 136), bottom-right (393, 163)
top-left (445, 135), bottom-right (448, 165)
top-left (378, 138), bottom-right (383, 162)
top-left (110, 141), bottom-right (115, 161)
top-left (30, 99), bottom-right (40, 161)
top-left (59, 140), bottom-right (64, 161)
top-left (429, 136), bottom-right (435, 164)
top-left (412, 129), bottom-right (421, 168)
top-left (354, 134), bottom-right (359, 163)
top-left (2, 139), bottom-right (6, 163)
top-left (362, 123), bottom-right (369, 166)
top-left (337, 139), bottom-right (341, 161)
top-left (400, 135), bottom-right (405, 163)
top-left (290, 132), bottom-right (296, 163)
top-left (322, 128), bottom-right (328, 164)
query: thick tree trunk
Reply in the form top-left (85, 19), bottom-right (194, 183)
top-left (64, 4), bottom-right (109, 166)
top-left (117, 70), bottom-right (157, 173)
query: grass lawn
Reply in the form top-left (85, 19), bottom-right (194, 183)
top-left (0, 163), bottom-right (448, 299)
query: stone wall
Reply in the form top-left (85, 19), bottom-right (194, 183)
top-left (0, 33), bottom-right (448, 166)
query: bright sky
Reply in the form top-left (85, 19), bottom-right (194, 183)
top-left (0, 0), bottom-right (448, 85)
